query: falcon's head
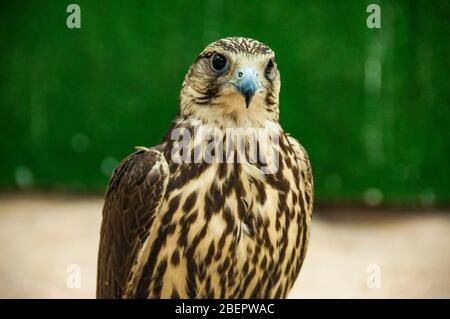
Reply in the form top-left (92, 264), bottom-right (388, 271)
top-left (179, 37), bottom-right (280, 125)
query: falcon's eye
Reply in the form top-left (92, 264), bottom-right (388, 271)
top-left (265, 59), bottom-right (274, 75)
top-left (211, 53), bottom-right (227, 71)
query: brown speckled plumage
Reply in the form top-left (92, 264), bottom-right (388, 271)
top-left (97, 37), bottom-right (313, 299)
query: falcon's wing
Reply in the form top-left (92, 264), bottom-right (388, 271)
top-left (96, 148), bottom-right (169, 298)
top-left (286, 135), bottom-right (314, 214)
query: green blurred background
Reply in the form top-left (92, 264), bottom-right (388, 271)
top-left (0, 1), bottom-right (449, 205)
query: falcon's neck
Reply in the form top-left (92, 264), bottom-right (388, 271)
top-left (161, 113), bottom-right (283, 177)
top-left (169, 112), bottom-right (282, 135)
top-left (162, 98), bottom-right (283, 171)
top-left (178, 99), bottom-right (280, 130)
top-left (179, 84), bottom-right (280, 128)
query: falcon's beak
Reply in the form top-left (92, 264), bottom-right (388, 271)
top-left (233, 67), bottom-right (259, 108)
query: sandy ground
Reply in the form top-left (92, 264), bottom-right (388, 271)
top-left (0, 194), bottom-right (448, 299)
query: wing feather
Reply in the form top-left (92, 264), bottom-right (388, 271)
top-left (96, 148), bottom-right (169, 298)
top-left (286, 135), bottom-right (313, 213)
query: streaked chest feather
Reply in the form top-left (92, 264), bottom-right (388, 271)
top-left (129, 130), bottom-right (310, 299)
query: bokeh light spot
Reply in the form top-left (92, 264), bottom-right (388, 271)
top-left (71, 133), bottom-right (90, 153)
top-left (364, 188), bottom-right (383, 206)
top-left (15, 166), bottom-right (34, 188)
top-left (100, 157), bottom-right (118, 177)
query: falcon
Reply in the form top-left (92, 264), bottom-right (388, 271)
top-left (97, 37), bottom-right (313, 298)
